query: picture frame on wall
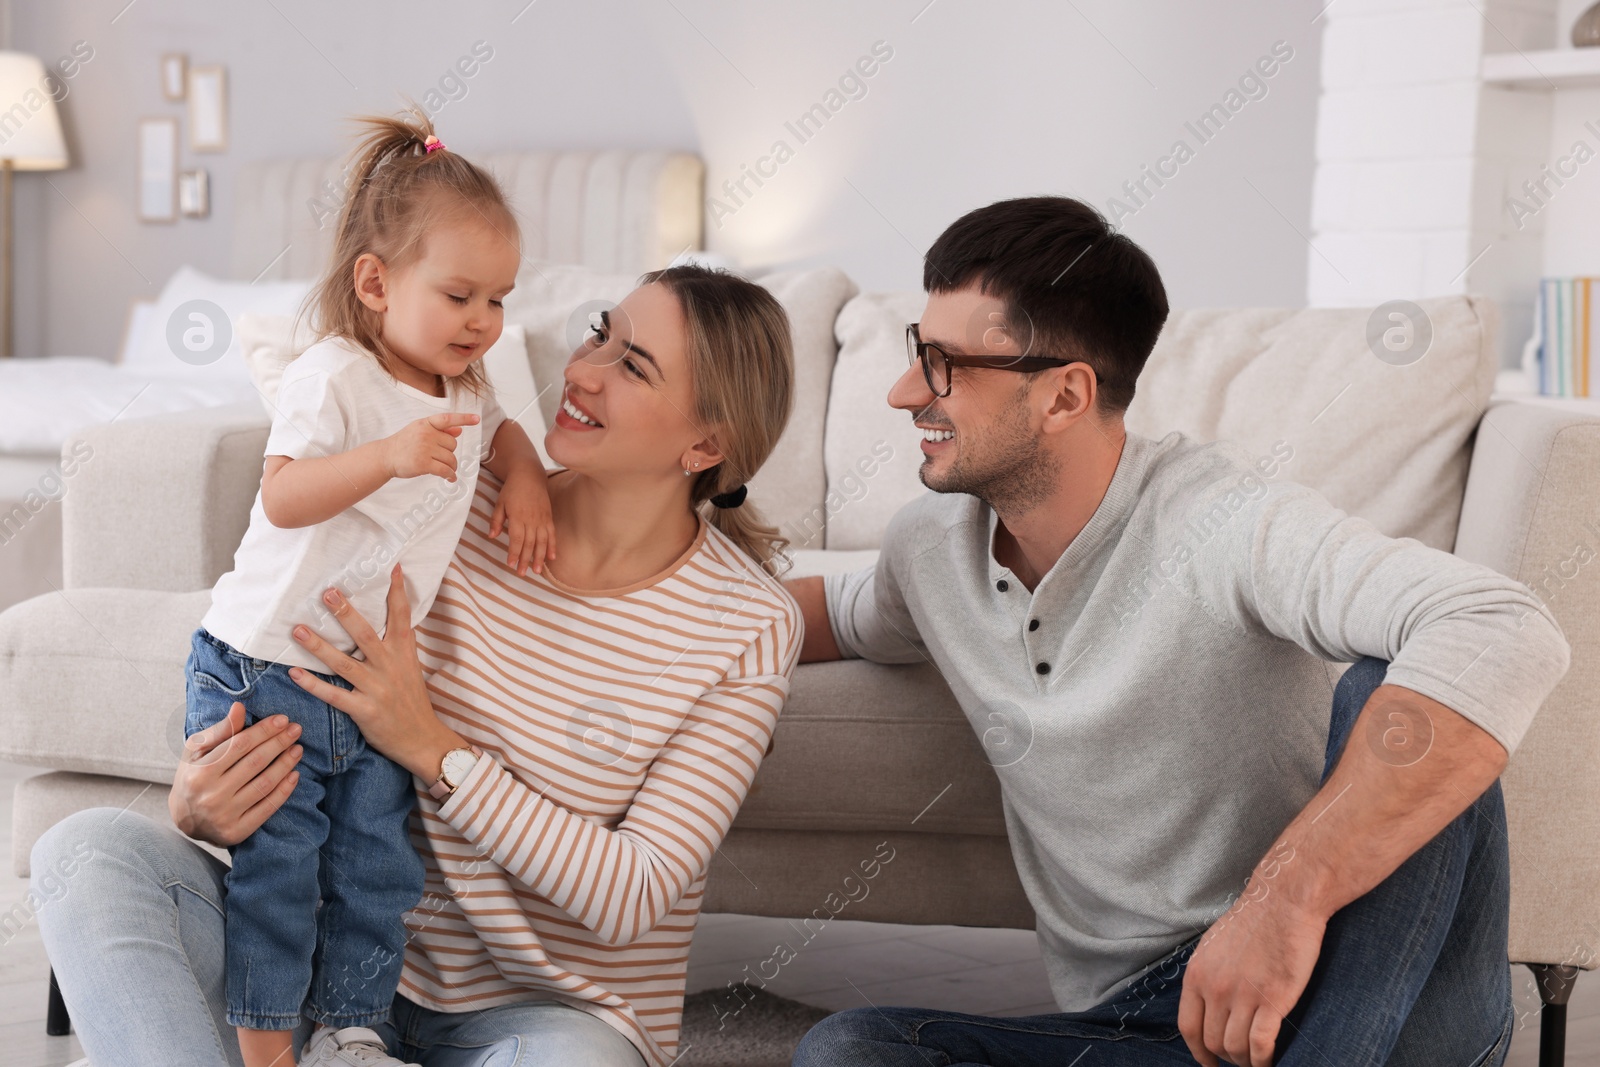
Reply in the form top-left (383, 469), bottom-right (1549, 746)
top-left (188, 65), bottom-right (227, 152)
top-left (137, 117), bottom-right (178, 223)
top-left (161, 53), bottom-right (187, 101)
top-left (178, 169), bottom-right (209, 217)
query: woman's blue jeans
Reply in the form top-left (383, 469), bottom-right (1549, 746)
top-left (30, 798), bottom-right (646, 1066)
top-left (792, 657), bottom-right (1516, 1066)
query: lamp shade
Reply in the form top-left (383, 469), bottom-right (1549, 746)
top-left (0, 52), bottom-right (67, 169)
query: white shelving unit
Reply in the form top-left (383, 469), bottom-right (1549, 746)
top-left (1494, 370), bottom-right (1600, 413)
top-left (1481, 46), bottom-right (1600, 89)
top-left (1477, 32), bottom-right (1600, 400)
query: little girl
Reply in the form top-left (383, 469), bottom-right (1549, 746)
top-left (185, 113), bottom-right (552, 1067)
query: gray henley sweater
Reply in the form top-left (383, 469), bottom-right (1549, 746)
top-left (824, 429), bottom-right (1571, 1012)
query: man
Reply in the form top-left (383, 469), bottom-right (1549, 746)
top-left (786, 197), bottom-right (1570, 1067)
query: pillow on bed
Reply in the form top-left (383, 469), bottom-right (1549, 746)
top-left (236, 312), bottom-right (318, 413)
top-left (126, 267), bottom-right (312, 385)
top-left (119, 300), bottom-right (158, 366)
top-left (236, 315), bottom-right (551, 466)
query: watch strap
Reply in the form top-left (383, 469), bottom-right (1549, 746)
top-left (428, 744), bottom-right (484, 801)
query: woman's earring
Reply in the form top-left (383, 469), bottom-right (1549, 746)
top-left (683, 468), bottom-right (691, 477)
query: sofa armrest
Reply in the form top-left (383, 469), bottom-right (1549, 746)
top-left (1454, 398), bottom-right (1600, 967)
top-left (62, 404), bottom-right (269, 592)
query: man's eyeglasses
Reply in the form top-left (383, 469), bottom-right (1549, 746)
top-left (905, 322), bottom-right (1082, 398)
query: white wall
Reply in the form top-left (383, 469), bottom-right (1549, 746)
top-left (661, 1), bottom-right (1322, 302)
top-left (11, 0), bottom-right (1322, 359)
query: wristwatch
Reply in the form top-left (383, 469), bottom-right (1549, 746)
top-left (428, 744), bottom-right (484, 801)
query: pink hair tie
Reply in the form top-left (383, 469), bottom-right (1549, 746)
top-left (424, 136), bottom-right (445, 153)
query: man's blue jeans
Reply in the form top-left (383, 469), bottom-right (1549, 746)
top-left (791, 658), bottom-right (1516, 1066)
top-left (185, 627), bottom-right (426, 1031)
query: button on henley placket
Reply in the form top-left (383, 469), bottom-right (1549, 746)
top-left (979, 434), bottom-right (1141, 697)
top-left (989, 540), bottom-right (1057, 692)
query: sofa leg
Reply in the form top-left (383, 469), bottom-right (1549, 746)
top-left (1541, 1003), bottom-right (1566, 1067)
top-left (46, 966), bottom-right (70, 1036)
top-left (1529, 963), bottom-right (1579, 1067)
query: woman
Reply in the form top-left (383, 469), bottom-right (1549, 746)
top-left (32, 265), bottom-right (802, 1067)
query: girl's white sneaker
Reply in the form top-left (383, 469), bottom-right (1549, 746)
top-left (299, 1024), bottom-right (420, 1066)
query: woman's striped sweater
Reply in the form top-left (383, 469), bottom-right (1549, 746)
top-left (397, 475), bottom-right (801, 1065)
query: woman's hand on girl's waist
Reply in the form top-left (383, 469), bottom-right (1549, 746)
top-left (287, 563), bottom-right (466, 783)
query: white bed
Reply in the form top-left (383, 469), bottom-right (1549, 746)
top-left (0, 148), bottom-right (704, 611)
top-left (0, 357), bottom-right (258, 454)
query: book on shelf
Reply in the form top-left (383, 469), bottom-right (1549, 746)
top-left (1527, 277), bottom-right (1595, 398)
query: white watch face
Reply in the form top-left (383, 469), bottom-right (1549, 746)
top-left (442, 748), bottom-right (478, 786)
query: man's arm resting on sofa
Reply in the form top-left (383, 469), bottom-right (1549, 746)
top-left (787, 576), bottom-right (843, 662)
top-left (786, 559), bottom-right (927, 664)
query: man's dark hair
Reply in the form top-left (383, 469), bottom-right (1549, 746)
top-left (922, 196), bottom-right (1169, 413)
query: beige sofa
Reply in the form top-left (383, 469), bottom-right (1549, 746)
top-left (3, 275), bottom-right (1598, 1056)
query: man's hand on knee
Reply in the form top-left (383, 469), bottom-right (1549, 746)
top-left (1177, 874), bottom-right (1327, 1067)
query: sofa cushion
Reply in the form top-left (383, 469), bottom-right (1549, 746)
top-left (506, 263), bottom-right (856, 546)
top-left (12, 771), bottom-right (231, 879)
top-left (709, 828), bottom-right (1033, 928)
top-left (0, 454), bottom-right (63, 614)
top-left (823, 292), bottom-right (1498, 553)
top-left (750, 267), bottom-right (859, 551)
top-left (823, 291), bottom-right (931, 550)
top-left (786, 547), bottom-right (879, 580)
top-left (63, 405), bottom-right (270, 592)
top-left (0, 582), bottom-right (1002, 840)
top-left (1124, 295), bottom-right (1499, 552)
top-left (734, 659), bottom-right (1007, 838)
top-left (11, 774), bottom-right (1031, 926)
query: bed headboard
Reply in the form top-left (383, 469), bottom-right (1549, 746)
top-left (230, 150), bottom-right (704, 282)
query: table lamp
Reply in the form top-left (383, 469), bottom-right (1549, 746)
top-left (0, 52), bottom-right (68, 357)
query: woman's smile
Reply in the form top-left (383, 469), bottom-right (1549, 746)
top-left (557, 389), bottom-right (604, 430)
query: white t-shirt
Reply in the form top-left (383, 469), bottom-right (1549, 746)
top-left (203, 336), bottom-right (507, 671)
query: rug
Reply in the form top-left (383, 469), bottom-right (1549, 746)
top-left (676, 987), bottom-right (834, 1066)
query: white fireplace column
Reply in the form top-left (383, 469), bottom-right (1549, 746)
top-left (1308, 0), bottom-right (1557, 367)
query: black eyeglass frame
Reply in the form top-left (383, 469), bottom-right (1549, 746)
top-left (905, 322), bottom-right (1087, 398)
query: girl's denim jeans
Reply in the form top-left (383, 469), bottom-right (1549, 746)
top-left (185, 626), bottom-right (426, 1031)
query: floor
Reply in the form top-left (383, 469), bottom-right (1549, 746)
top-left (1, 757), bottom-right (1594, 1065)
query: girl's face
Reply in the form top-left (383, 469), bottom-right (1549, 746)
top-left (355, 215), bottom-right (520, 387)
top-left (546, 282), bottom-right (725, 484)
